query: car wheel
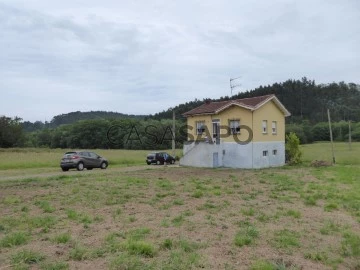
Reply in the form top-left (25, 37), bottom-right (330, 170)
top-left (100, 162), bottom-right (108, 169)
top-left (171, 159), bottom-right (175, 164)
top-left (147, 162), bottom-right (151, 165)
top-left (77, 162), bottom-right (84, 171)
top-left (156, 160), bottom-right (161, 165)
top-left (61, 167), bottom-right (69, 172)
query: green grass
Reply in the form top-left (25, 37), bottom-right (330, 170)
top-left (11, 249), bottom-right (45, 265)
top-left (0, 148), bottom-right (182, 170)
top-left (341, 231), bottom-right (360, 257)
top-left (272, 229), bottom-right (300, 251)
top-left (69, 245), bottom-right (91, 261)
top-left (52, 233), bottom-right (71, 244)
top-left (35, 200), bottom-right (56, 213)
top-left (40, 261), bottom-right (69, 270)
top-left (123, 240), bottom-right (157, 257)
top-left (301, 142), bottom-right (360, 165)
top-left (234, 223), bottom-right (259, 247)
top-left (0, 146), bottom-right (360, 269)
top-left (0, 231), bottom-right (29, 247)
top-left (109, 253), bottom-right (151, 270)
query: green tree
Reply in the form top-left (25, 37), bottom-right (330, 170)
top-left (0, 116), bottom-right (24, 147)
top-left (285, 132), bottom-right (302, 165)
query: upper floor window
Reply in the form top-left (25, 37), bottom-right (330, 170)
top-left (272, 121), bottom-right (277, 134)
top-left (262, 120), bottom-right (268, 134)
top-left (229, 120), bottom-right (240, 134)
top-left (196, 121), bottom-right (205, 135)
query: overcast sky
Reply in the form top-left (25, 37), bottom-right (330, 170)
top-left (0, 0), bottom-right (359, 122)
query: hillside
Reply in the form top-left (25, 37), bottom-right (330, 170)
top-left (22, 111), bottom-right (146, 132)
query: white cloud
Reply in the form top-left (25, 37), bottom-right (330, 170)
top-left (0, 0), bottom-right (359, 121)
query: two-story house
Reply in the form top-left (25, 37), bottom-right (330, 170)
top-left (180, 94), bottom-right (291, 168)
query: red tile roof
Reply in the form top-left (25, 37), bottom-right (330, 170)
top-left (183, 94), bottom-right (290, 116)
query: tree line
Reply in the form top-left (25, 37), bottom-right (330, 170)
top-left (1, 78), bottom-right (359, 149)
top-left (22, 118), bottom-right (187, 150)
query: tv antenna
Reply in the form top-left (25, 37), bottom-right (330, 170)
top-left (230, 76), bottom-right (241, 96)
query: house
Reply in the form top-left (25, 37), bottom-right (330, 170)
top-left (179, 94), bottom-right (291, 168)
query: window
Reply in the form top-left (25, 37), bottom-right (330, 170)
top-left (196, 121), bottom-right (205, 135)
top-left (272, 121), bottom-right (277, 134)
top-left (263, 150), bottom-right (268, 156)
top-left (212, 119), bottom-right (220, 138)
top-left (229, 120), bottom-right (240, 134)
top-left (273, 149), bottom-right (277, 155)
top-left (89, 152), bottom-right (98, 159)
top-left (262, 120), bottom-right (268, 134)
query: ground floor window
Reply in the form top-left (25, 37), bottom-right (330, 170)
top-left (196, 121), bottom-right (205, 135)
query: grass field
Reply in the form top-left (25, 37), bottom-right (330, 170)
top-left (0, 148), bottom-right (183, 170)
top-left (0, 143), bottom-right (359, 269)
top-left (301, 142), bottom-right (360, 165)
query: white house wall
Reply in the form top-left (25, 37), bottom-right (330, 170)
top-left (180, 141), bottom-right (285, 169)
top-left (181, 142), bottom-right (224, 168)
top-left (221, 143), bottom-right (253, 168)
top-left (252, 141), bottom-right (285, 169)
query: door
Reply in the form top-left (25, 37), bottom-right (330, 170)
top-left (212, 119), bottom-right (220, 144)
top-left (213, 152), bottom-right (219, 167)
top-left (88, 152), bottom-right (100, 167)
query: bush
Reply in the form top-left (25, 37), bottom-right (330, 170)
top-left (285, 132), bottom-right (302, 165)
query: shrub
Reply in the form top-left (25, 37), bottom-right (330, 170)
top-left (285, 132), bottom-right (302, 165)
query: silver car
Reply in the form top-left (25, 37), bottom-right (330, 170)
top-left (60, 151), bottom-right (108, 171)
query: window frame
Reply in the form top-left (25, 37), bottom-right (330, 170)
top-left (262, 150), bottom-right (268, 157)
top-left (272, 121), bottom-right (277, 135)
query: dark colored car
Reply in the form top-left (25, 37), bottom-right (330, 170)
top-left (146, 152), bottom-right (176, 165)
top-left (60, 151), bottom-right (108, 171)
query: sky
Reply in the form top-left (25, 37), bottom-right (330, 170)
top-left (0, 0), bottom-right (359, 122)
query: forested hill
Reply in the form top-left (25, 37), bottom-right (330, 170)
top-left (22, 111), bottom-right (146, 132)
top-left (50, 111), bottom-right (145, 126)
top-left (152, 78), bottom-right (360, 123)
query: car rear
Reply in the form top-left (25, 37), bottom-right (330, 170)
top-left (146, 153), bottom-right (156, 165)
top-left (60, 152), bottom-right (80, 171)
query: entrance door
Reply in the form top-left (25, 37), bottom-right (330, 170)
top-left (213, 152), bottom-right (219, 167)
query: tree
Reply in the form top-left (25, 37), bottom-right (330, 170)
top-left (285, 132), bottom-right (302, 165)
top-left (0, 116), bottom-right (24, 147)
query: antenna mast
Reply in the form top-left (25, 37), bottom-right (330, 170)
top-left (230, 76), bottom-right (241, 96)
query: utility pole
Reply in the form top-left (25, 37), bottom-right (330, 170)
top-left (172, 110), bottom-right (176, 157)
top-left (327, 109), bottom-right (335, 164)
top-left (348, 120), bottom-right (352, 151)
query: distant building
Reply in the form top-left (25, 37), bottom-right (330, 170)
top-left (180, 94), bottom-right (291, 168)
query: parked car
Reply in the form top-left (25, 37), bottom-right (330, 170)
top-left (60, 151), bottom-right (108, 171)
top-left (146, 152), bottom-right (176, 165)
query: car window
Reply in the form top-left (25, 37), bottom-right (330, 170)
top-left (63, 152), bottom-right (76, 158)
top-left (80, 152), bottom-right (90, 157)
top-left (89, 152), bottom-right (98, 158)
